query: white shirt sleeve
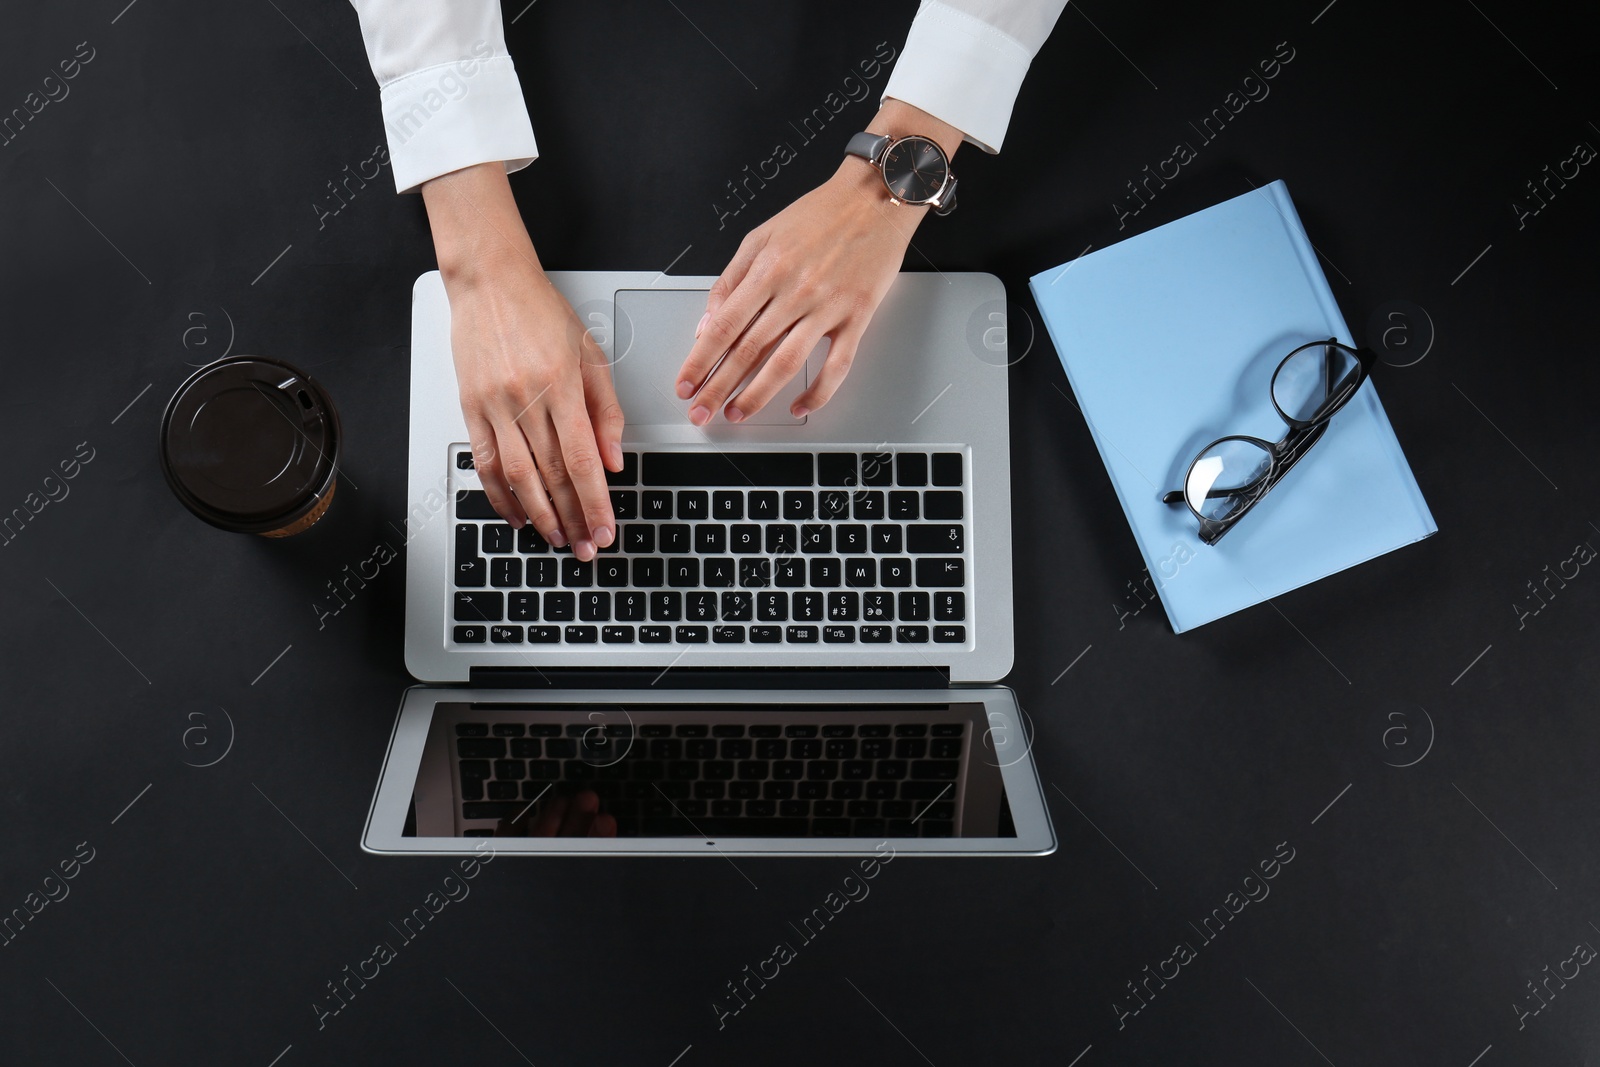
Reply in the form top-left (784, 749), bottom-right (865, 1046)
top-left (882, 0), bottom-right (1068, 154)
top-left (346, 1), bottom-right (539, 193)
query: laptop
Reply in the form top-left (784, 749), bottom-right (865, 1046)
top-left (361, 270), bottom-right (1055, 856)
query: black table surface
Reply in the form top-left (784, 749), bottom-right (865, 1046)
top-left (4, 2), bottom-right (1598, 1064)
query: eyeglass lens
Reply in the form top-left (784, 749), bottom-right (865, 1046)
top-left (1185, 438), bottom-right (1273, 520)
top-left (1273, 342), bottom-right (1361, 424)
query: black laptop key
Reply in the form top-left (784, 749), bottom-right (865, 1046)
top-left (631, 558), bottom-right (663, 587)
top-left (456, 723), bottom-right (489, 738)
top-left (644, 451), bottom-right (813, 486)
top-left (456, 451), bottom-right (475, 470)
top-left (623, 524), bottom-right (655, 553)
top-left (610, 490), bottom-right (638, 520)
top-left (615, 591), bottom-right (646, 621)
top-left (823, 625), bottom-right (854, 642)
top-left (483, 524), bottom-right (514, 553)
top-left (641, 625), bottom-right (672, 643)
top-left (713, 625), bottom-right (745, 643)
top-left (793, 592), bottom-right (823, 622)
top-left (809, 558), bottom-right (841, 587)
top-left (597, 558), bottom-right (629, 587)
top-left (862, 452), bottom-right (894, 486)
top-left (774, 557), bottom-right (805, 587)
top-left (651, 592), bottom-right (682, 621)
top-left (528, 625), bottom-right (560, 643)
top-left (579, 592), bottom-right (610, 621)
top-left (490, 624), bottom-right (523, 643)
top-left (881, 558), bottom-right (912, 586)
top-left (455, 490), bottom-right (499, 519)
top-left (695, 524), bottom-right (727, 554)
top-left (740, 559), bottom-right (771, 588)
top-left (526, 558), bottom-right (558, 587)
top-left (934, 625), bottom-right (966, 643)
top-left (686, 591), bottom-right (717, 621)
top-left (766, 524), bottom-right (798, 555)
top-left (916, 558), bottom-right (965, 587)
top-left (818, 452), bottom-right (857, 486)
top-left (923, 491), bottom-right (964, 520)
top-left (786, 625), bottom-right (819, 643)
top-left (606, 452), bottom-right (639, 486)
top-left (455, 591), bottom-right (503, 622)
top-left (542, 592), bottom-right (575, 621)
top-left (455, 523), bottom-right (477, 558)
top-left (837, 524), bottom-right (868, 553)
top-left (705, 557), bottom-right (735, 587)
top-left (748, 491), bottom-right (779, 519)
top-left (889, 492), bottom-right (919, 520)
top-left (730, 524), bottom-right (761, 553)
top-left (561, 558), bottom-right (593, 587)
top-left (897, 452), bottom-right (928, 486)
top-left (668, 558), bottom-right (700, 587)
top-left (453, 624), bottom-right (487, 643)
top-left (932, 452), bottom-right (963, 486)
top-left (546, 738), bottom-right (577, 759)
top-left (861, 739), bottom-right (892, 759)
top-left (908, 524), bottom-right (964, 554)
top-left (517, 525), bottom-right (549, 553)
top-left (933, 591), bottom-right (965, 620)
top-left (871, 525), bottom-right (902, 554)
top-left (846, 560), bottom-right (878, 589)
top-left (757, 592), bottom-right (787, 621)
top-left (565, 625), bottom-right (598, 643)
top-left (457, 738), bottom-right (504, 759)
top-left (876, 759), bottom-right (907, 780)
top-left (602, 624), bottom-right (635, 643)
top-left (642, 491), bottom-right (673, 519)
top-left (456, 555), bottom-right (486, 588)
top-left (661, 524), bottom-right (691, 554)
top-left (677, 490), bottom-right (709, 519)
top-left (801, 524), bottom-right (831, 553)
top-left (713, 491), bottom-right (743, 519)
top-left (930, 738), bottom-right (963, 758)
top-left (827, 592), bottom-right (859, 621)
top-left (783, 491), bottom-right (814, 519)
top-left (896, 738), bottom-right (927, 759)
top-left (852, 490), bottom-right (885, 520)
top-left (861, 624), bottom-right (892, 642)
top-left (912, 760), bottom-right (961, 781)
top-left (897, 625), bottom-right (930, 643)
top-left (751, 625), bottom-right (782, 642)
top-left (899, 592), bottom-right (931, 621)
top-left (491, 557), bottom-right (521, 587)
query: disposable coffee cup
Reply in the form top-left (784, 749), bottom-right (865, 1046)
top-left (160, 356), bottom-right (342, 537)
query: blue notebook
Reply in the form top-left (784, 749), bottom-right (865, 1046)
top-left (1028, 181), bottom-right (1436, 633)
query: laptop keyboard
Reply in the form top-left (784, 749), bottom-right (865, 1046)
top-left (453, 719), bottom-right (964, 837)
top-left (449, 449), bottom-right (970, 649)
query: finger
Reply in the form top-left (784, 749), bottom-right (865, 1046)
top-left (590, 812), bottom-right (617, 837)
top-left (532, 794), bottom-right (568, 837)
top-left (676, 233), bottom-right (767, 401)
top-left (788, 321), bottom-right (866, 417)
top-left (578, 342), bottom-right (627, 472)
top-left (492, 420), bottom-right (565, 546)
top-left (692, 302), bottom-right (788, 425)
top-left (552, 401), bottom-right (617, 558)
top-left (726, 319), bottom-right (830, 422)
top-left (560, 789), bottom-right (600, 836)
top-left (464, 414), bottom-right (528, 528)
top-left (520, 409), bottom-right (591, 557)
top-left (677, 273), bottom-right (770, 409)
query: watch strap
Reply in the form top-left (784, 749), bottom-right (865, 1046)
top-left (933, 177), bottom-right (958, 216)
top-left (844, 131), bottom-right (892, 164)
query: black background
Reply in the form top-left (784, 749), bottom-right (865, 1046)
top-left (3, 1), bottom-right (1598, 1064)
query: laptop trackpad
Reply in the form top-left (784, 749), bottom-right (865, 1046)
top-left (612, 289), bottom-right (812, 426)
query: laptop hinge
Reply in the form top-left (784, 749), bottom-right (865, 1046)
top-left (468, 666), bottom-right (950, 690)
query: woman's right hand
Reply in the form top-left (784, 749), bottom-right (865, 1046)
top-left (423, 164), bottom-right (624, 561)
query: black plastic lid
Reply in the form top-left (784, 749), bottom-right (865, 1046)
top-left (160, 356), bottom-right (341, 533)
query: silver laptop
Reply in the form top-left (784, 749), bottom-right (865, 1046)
top-left (361, 270), bottom-right (1055, 856)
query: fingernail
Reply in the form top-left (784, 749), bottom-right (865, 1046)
top-left (676, 379), bottom-right (695, 399)
top-left (609, 442), bottom-right (624, 469)
top-left (689, 405), bottom-right (710, 426)
top-left (792, 405), bottom-right (810, 419)
top-left (550, 528), bottom-right (568, 547)
top-left (695, 312), bottom-right (709, 338)
top-left (593, 525), bottom-right (613, 547)
top-left (577, 540), bottom-right (595, 560)
top-left (726, 406), bottom-right (745, 423)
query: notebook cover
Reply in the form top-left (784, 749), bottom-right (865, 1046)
top-left (1028, 181), bottom-right (1436, 633)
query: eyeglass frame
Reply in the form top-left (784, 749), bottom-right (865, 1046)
top-left (1161, 338), bottom-right (1378, 546)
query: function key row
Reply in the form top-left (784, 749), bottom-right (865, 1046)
top-left (451, 622), bottom-right (967, 645)
top-left (457, 488), bottom-right (964, 523)
top-left (456, 553), bottom-right (966, 591)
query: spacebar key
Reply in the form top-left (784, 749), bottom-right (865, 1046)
top-left (644, 452), bottom-right (813, 486)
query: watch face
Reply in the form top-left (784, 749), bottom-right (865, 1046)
top-left (881, 136), bottom-right (948, 204)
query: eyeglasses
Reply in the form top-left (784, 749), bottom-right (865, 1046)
top-left (1162, 338), bottom-right (1377, 545)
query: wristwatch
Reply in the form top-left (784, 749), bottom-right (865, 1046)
top-left (844, 131), bottom-right (958, 215)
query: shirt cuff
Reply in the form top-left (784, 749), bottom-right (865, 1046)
top-left (378, 54), bottom-right (539, 193)
top-left (881, 1), bottom-right (1034, 154)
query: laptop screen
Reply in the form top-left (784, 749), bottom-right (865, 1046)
top-left (404, 701), bottom-right (1017, 840)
